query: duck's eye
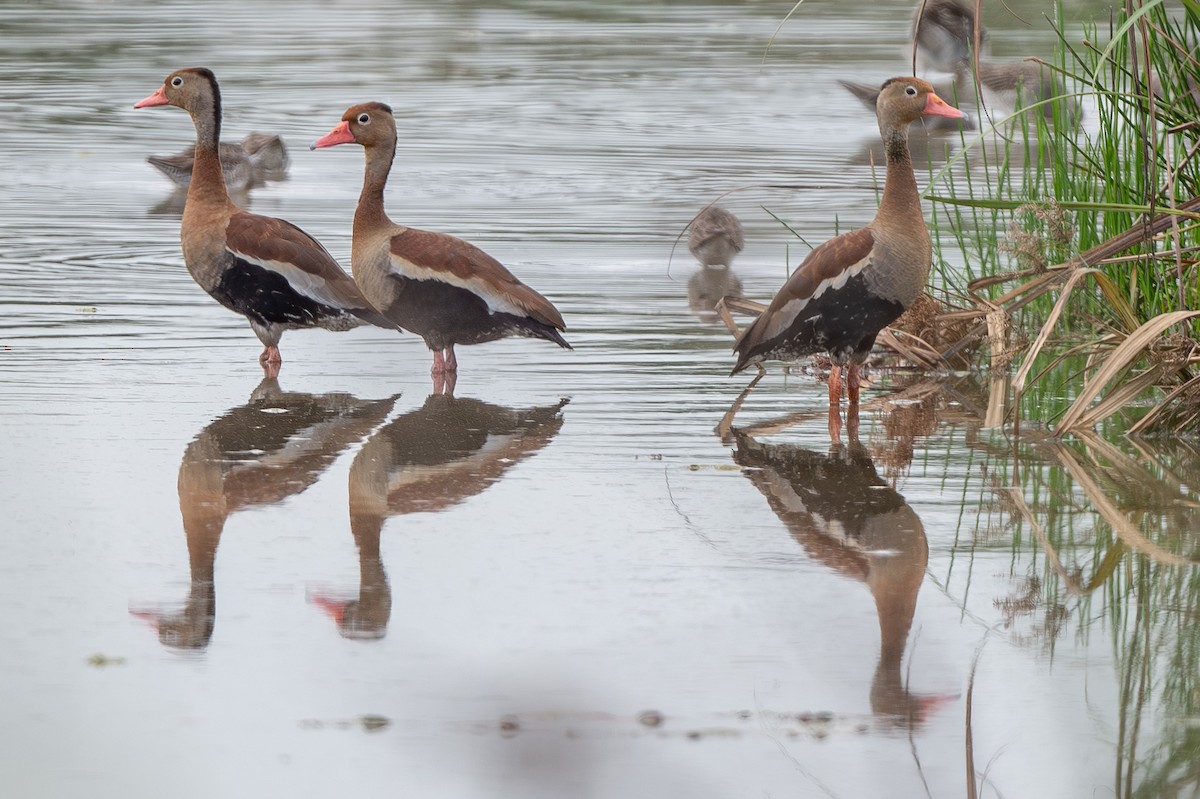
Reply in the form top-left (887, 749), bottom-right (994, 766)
top-left (357, 113), bottom-right (370, 124)
top-left (171, 76), bottom-right (184, 87)
top-left (905, 85), bottom-right (917, 96)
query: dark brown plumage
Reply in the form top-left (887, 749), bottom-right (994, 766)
top-left (731, 77), bottom-right (963, 404)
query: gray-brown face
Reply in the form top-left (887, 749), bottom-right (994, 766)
top-left (343, 102), bottom-right (396, 148)
top-left (875, 77), bottom-right (964, 127)
top-left (155, 68), bottom-right (218, 114)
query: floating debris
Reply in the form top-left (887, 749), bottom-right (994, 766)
top-left (298, 714), bottom-right (392, 733)
top-left (637, 709), bottom-right (664, 728)
top-left (86, 653), bottom-right (126, 668)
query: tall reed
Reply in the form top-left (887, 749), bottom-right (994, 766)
top-left (926, 0), bottom-right (1200, 434)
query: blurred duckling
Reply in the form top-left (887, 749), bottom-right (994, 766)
top-left (687, 205), bottom-right (746, 322)
top-left (843, 0), bottom-right (1074, 127)
top-left (147, 132), bottom-right (290, 192)
top-left (688, 205), bottom-right (744, 269)
top-left (914, 0), bottom-right (1075, 124)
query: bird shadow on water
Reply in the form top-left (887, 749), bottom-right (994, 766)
top-left (130, 375), bottom-right (569, 650)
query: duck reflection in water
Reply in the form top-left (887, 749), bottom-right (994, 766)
top-left (732, 408), bottom-right (954, 729)
top-left (311, 393), bottom-right (570, 640)
top-left (131, 377), bottom-right (396, 650)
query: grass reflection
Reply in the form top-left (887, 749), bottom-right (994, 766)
top-left (965, 423), bottom-right (1200, 796)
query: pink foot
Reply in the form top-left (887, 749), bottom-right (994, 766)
top-left (259, 345), bottom-right (282, 365)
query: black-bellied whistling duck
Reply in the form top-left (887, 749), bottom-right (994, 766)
top-left (134, 68), bottom-right (394, 365)
top-left (147, 132), bottom-right (290, 192)
top-left (730, 77), bottom-right (963, 404)
top-left (688, 205), bottom-right (745, 269)
top-left (311, 102), bottom-right (571, 377)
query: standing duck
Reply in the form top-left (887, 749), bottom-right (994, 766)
top-left (730, 77), bottom-right (963, 404)
top-left (134, 68), bottom-right (393, 366)
top-left (311, 102), bottom-right (571, 377)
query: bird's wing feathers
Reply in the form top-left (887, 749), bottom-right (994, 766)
top-left (225, 212), bottom-right (373, 313)
top-left (387, 227), bottom-right (565, 330)
top-left (736, 227), bottom-right (876, 353)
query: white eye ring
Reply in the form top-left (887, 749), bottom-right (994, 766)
top-left (905, 85), bottom-right (917, 96)
top-left (171, 76), bottom-right (184, 87)
top-left (357, 113), bottom-right (370, 124)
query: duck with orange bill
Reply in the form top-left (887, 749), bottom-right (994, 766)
top-left (730, 77), bottom-right (964, 405)
top-left (134, 68), bottom-right (394, 367)
top-left (311, 102), bottom-right (571, 378)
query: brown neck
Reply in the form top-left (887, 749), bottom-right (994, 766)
top-left (186, 94), bottom-right (230, 207)
top-left (354, 137), bottom-right (397, 233)
top-left (877, 124), bottom-right (922, 224)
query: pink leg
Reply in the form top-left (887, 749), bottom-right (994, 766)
top-left (847, 364), bottom-right (862, 405)
top-left (827, 364), bottom-right (843, 405)
top-left (259, 345), bottom-right (282, 365)
top-left (431, 346), bottom-right (459, 376)
top-left (432, 369), bottom-right (457, 396)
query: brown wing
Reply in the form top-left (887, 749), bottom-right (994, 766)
top-left (388, 227), bottom-right (565, 330)
top-left (734, 227), bottom-right (876, 357)
top-left (225, 212), bottom-right (378, 314)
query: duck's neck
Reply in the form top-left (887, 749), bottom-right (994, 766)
top-left (354, 138), bottom-right (397, 233)
top-left (877, 123), bottom-right (922, 226)
top-left (186, 92), bottom-right (230, 208)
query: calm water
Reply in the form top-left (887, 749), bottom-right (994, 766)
top-left (2, 1), bottom-right (1197, 797)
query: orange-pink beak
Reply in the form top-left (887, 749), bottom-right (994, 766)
top-left (133, 85), bottom-right (169, 109)
top-left (310, 120), bottom-right (355, 150)
top-left (923, 92), bottom-right (965, 119)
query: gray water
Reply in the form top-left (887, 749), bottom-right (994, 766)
top-left (2, 1), bottom-right (1197, 797)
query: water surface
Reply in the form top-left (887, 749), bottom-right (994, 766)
top-left (1, 2), bottom-right (1197, 797)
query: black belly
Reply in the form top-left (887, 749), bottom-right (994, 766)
top-left (764, 272), bottom-right (905, 365)
top-left (211, 257), bottom-right (349, 328)
top-left (386, 277), bottom-right (545, 351)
